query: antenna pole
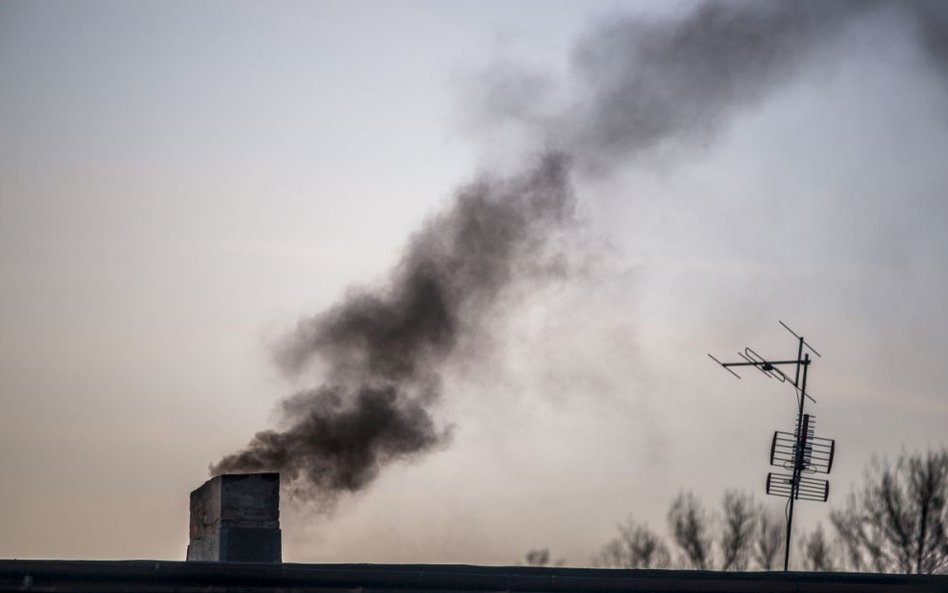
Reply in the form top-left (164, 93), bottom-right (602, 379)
top-left (784, 351), bottom-right (810, 572)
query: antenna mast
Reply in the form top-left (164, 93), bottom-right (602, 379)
top-left (708, 322), bottom-right (835, 572)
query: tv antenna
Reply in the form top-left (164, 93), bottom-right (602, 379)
top-left (708, 321), bottom-right (835, 572)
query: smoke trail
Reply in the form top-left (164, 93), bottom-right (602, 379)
top-left (212, 153), bottom-right (575, 501)
top-left (214, 0), bottom-right (948, 502)
top-left (912, 0), bottom-right (948, 80)
top-left (560, 1), bottom-right (873, 172)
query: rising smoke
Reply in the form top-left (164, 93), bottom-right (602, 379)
top-left (212, 153), bottom-right (576, 500)
top-left (213, 0), bottom-right (948, 503)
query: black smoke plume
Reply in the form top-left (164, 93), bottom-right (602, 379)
top-left (214, 0), bottom-right (948, 502)
top-left (564, 1), bottom-right (870, 172)
top-left (212, 154), bottom-right (575, 500)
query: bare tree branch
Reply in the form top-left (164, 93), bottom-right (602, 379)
top-left (524, 548), bottom-right (551, 566)
top-left (800, 523), bottom-right (836, 571)
top-left (593, 517), bottom-right (671, 568)
top-left (752, 505), bottom-right (784, 570)
top-left (668, 492), bottom-right (714, 569)
top-left (830, 448), bottom-right (948, 574)
top-left (523, 548), bottom-right (566, 567)
top-left (720, 490), bottom-right (757, 571)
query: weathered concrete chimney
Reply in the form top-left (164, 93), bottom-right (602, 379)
top-left (186, 472), bottom-right (281, 563)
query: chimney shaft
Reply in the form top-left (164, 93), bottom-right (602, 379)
top-left (186, 473), bottom-right (281, 563)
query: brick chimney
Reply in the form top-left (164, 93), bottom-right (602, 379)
top-left (186, 473), bottom-right (281, 563)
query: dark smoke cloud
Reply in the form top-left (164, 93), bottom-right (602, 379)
top-left (212, 153), bottom-right (575, 502)
top-left (912, 0), bottom-right (948, 80)
top-left (214, 0), bottom-right (948, 503)
top-left (275, 153), bottom-right (574, 385)
top-left (214, 385), bottom-right (444, 495)
top-left (563, 0), bottom-right (873, 172)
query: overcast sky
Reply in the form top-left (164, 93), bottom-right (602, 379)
top-left (1, 0), bottom-right (947, 567)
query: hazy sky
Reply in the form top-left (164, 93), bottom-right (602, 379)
top-left (2, 0), bottom-right (947, 567)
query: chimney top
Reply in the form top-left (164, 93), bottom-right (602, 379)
top-left (187, 473), bottom-right (281, 563)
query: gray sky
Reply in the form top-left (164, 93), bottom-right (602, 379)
top-left (1, 0), bottom-right (947, 566)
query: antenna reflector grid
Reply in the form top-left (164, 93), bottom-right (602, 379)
top-left (766, 472), bottom-right (829, 502)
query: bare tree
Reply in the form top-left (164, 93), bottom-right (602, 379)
top-left (799, 523), bottom-right (836, 571)
top-left (522, 548), bottom-right (566, 566)
top-left (831, 448), bottom-right (948, 574)
top-left (752, 506), bottom-right (784, 570)
top-left (523, 548), bottom-right (551, 566)
top-left (720, 490), bottom-right (757, 571)
top-left (594, 539), bottom-right (629, 568)
top-left (668, 492), bottom-right (714, 569)
top-left (594, 517), bottom-right (671, 568)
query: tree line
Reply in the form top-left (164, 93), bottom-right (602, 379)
top-left (523, 448), bottom-right (948, 573)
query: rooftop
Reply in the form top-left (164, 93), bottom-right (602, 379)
top-left (2, 560), bottom-right (946, 593)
